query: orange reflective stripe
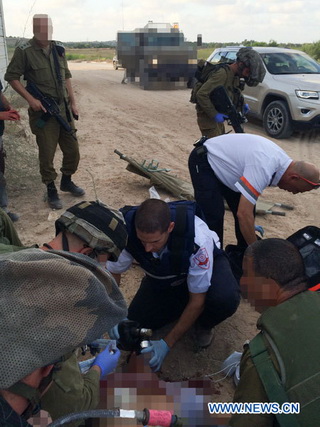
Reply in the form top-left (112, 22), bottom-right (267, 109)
top-left (240, 176), bottom-right (260, 198)
top-left (309, 283), bottom-right (320, 292)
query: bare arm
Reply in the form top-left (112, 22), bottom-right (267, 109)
top-left (111, 273), bottom-right (122, 286)
top-left (237, 195), bottom-right (258, 245)
top-left (164, 292), bottom-right (206, 348)
top-left (8, 79), bottom-right (45, 112)
top-left (65, 78), bottom-right (78, 117)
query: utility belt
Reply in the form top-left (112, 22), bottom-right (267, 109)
top-left (193, 136), bottom-right (208, 156)
top-left (143, 272), bottom-right (188, 289)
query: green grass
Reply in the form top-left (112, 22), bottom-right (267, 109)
top-left (7, 46), bottom-right (116, 62)
top-left (65, 47), bottom-right (115, 61)
top-left (197, 48), bottom-right (213, 60)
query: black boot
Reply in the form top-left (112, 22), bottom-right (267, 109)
top-left (60, 174), bottom-right (85, 197)
top-left (47, 181), bottom-right (63, 210)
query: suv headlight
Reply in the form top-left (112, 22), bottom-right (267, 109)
top-left (296, 90), bottom-right (319, 99)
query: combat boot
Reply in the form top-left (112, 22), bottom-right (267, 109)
top-left (47, 181), bottom-right (63, 210)
top-left (60, 174), bottom-right (85, 197)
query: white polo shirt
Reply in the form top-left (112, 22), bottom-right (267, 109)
top-left (107, 216), bottom-right (220, 294)
top-left (204, 133), bottom-right (292, 204)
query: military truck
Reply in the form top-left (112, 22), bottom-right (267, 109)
top-left (116, 21), bottom-right (197, 90)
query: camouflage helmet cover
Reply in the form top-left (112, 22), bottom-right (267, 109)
top-left (55, 201), bottom-right (128, 261)
top-left (236, 47), bottom-right (266, 86)
top-left (0, 248), bottom-right (128, 389)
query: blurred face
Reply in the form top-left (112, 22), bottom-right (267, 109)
top-left (241, 66), bottom-right (251, 78)
top-left (240, 255), bottom-right (279, 313)
top-left (136, 222), bottom-right (174, 253)
top-left (33, 16), bottom-right (53, 44)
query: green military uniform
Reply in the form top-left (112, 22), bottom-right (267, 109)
top-left (230, 291), bottom-right (320, 427)
top-left (195, 66), bottom-right (242, 138)
top-left (0, 208), bottom-right (23, 248)
top-left (4, 37), bottom-right (80, 184)
top-left (41, 353), bottom-right (100, 426)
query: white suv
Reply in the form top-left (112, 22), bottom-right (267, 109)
top-left (207, 46), bottom-right (320, 138)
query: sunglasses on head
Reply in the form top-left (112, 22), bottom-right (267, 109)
top-left (298, 175), bottom-right (320, 189)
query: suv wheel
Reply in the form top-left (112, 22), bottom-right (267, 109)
top-left (263, 100), bottom-right (293, 139)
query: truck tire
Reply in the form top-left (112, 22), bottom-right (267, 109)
top-left (263, 100), bottom-right (293, 139)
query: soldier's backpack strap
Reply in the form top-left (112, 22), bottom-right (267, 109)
top-left (170, 202), bottom-right (188, 275)
top-left (249, 333), bottom-right (301, 427)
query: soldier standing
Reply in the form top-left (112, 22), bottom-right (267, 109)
top-left (5, 14), bottom-right (84, 209)
top-left (192, 47), bottom-right (265, 138)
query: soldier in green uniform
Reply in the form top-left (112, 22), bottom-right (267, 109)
top-left (229, 238), bottom-right (320, 427)
top-left (5, 14), bottom-right (84, 210)
top-left (0, 248), bottom-right (127, 425)
top-left (0, 200), bottom-right (128, 424)
top-left (0, 208), bottom-right (23, 248)
top-left (194, 48), bottom-right (265, 138)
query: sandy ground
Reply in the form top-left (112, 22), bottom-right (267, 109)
top-left (4, 61), bottom-right (320, 426)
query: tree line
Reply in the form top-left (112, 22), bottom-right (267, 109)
top-left (6, 37), bottom-right (320, 61)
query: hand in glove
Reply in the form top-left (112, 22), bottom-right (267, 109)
top-left (108, 318), bottom-right (128, 340)
top-left (92, 343), bottom-right (120, 378)
top-left (214, 113), bottom-right (228, 123)
top-left (140, 339), bottom-right (170, 372)
top-left (243, 103), bottom-right (250, 114)
top-left (254, 225), bottom-right (265, 237)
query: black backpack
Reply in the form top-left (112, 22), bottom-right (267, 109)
top-left (189, 60), bottom-right (230, 104)
top-left (226, 226), bottom-right (320, 288)
top-left (287, 226), bottom-right (320, 288)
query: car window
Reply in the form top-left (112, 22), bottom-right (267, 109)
top-left (261, 52), bottom-right (320, 74)
top-left (208, 50), bottom-right (236, 64)
top-left (208, 51), bottom-right (227, 63)
top-left (225, 51), bottom-right (237, 62)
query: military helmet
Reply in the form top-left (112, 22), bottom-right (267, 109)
top-left (236, 47), bottom-right (266, 86)
top-left (55, 201), bottom-right (128, 261)
top-left (0, 248), bottom-right (127, 389)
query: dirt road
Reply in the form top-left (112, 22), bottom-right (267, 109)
top-left (6, 62), bottom-right (320, 420)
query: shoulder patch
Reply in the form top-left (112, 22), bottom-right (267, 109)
top-left (18, 40), bottom-right (32, 50)
top-left (55, 40), bottom-right (65, 49)
top-left (194, 247), bottom-right (210, 269)
top-left (54, 41), bottom-right (66, 57)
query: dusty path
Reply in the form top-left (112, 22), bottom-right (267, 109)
top-left (5, 62), bottom-right (320, 414)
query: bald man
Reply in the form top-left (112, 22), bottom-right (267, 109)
top-left (189, 133), bottom-right (319, 248)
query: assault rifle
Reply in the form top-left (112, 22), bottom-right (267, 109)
top-left (210, 85), bottom-right (246, 133)
top-left (26, 82), bottom-right (77, 140)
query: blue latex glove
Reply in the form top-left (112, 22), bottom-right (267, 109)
top-left (140, 339), bottom-right (170, 372)
top-left (255, 225), bottom-right (265, 237)
top-left (214, 113), bottom-right (228, 123)
top-left (92, 343), bottom-right (120, 378)
top-left (108, 323), bottom-right (120, 340)
top-left (243, 103), bottom-right (250, 114)
top-left (108, 317), bottom-right (128, 340)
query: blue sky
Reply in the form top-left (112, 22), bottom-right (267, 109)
top-left (3, 0), bottom-right (320, 44)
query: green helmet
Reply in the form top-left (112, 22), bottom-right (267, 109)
top-left (0, 248), bottom-right (127, 389)
top-left (236, 47), bottom-right (266, 86)
top-left (55, 200), bottom-right (128, 261)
